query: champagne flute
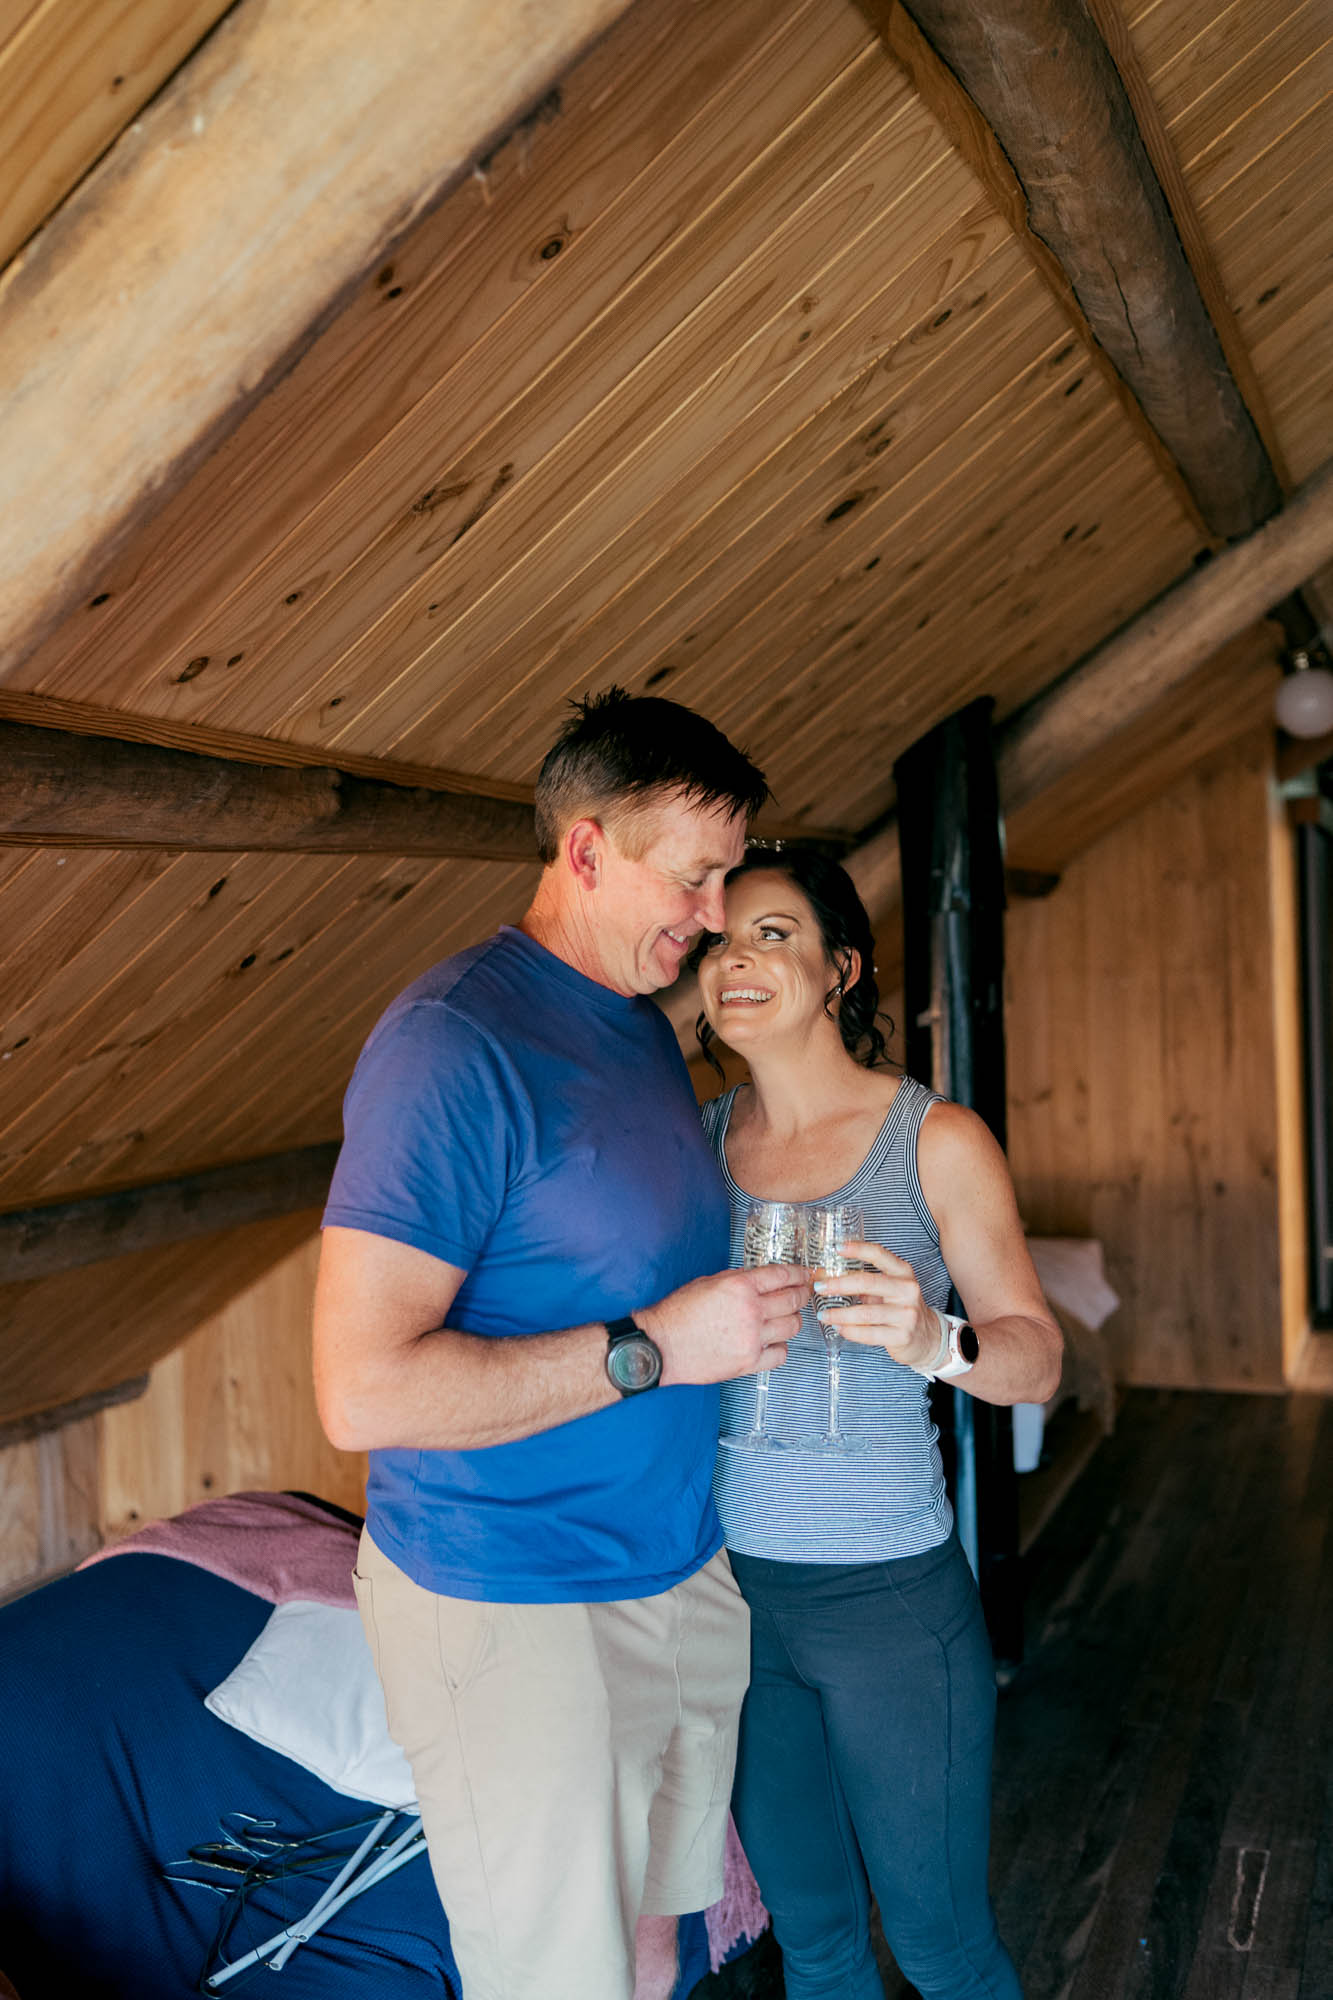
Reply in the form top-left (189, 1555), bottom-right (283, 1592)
top-left (800, 1203), bottom-right (870, 1456)
top-left (719, 1201), bottom-right (805, 1453)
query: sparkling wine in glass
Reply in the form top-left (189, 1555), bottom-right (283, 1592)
top-left (719, 1201), bottom-right (805, 1454)
top-left (800, 1203), bottom-right (870, 1456)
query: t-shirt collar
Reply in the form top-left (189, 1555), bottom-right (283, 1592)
top-left (497, 925), bottom-right (649, 1017)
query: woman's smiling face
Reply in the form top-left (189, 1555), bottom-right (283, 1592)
top-left (697, 867), bottom-right (857, 1052)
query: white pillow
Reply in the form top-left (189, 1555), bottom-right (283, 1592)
top-left (206, 1599), bottom-right (417, 1808)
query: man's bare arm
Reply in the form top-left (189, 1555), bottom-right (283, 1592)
top-left (314, 1226), bottom-right (809, 1453)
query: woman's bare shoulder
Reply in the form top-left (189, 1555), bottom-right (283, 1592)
top-left (917, 1097), bottom-right (1011, 1187)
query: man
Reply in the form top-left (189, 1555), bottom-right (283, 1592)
top-left (314, 689), bottom-right (809, 2000)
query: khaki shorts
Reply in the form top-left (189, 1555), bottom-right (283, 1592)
top-left (353, 1530), bottom-right (749, 2000)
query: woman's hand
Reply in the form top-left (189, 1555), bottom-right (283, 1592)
top-left (812, 1241), bottom-right (945, 1374)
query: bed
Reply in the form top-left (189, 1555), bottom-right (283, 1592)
top-left (0, 1492), bottom-right (766, 1997)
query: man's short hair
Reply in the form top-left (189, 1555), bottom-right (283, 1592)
top-left (534, 687), bottom-right (769, 865)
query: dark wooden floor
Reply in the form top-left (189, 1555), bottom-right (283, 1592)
top-left (694, 1389), bottom-right (1333, 2000)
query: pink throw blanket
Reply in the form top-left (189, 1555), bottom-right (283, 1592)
top-left (77, 1489), bottom-right (359, 1606)
top-left (706, 1816), bottom-right (768, 1971)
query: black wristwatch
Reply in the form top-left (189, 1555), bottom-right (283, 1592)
top-left (605, 1316), bottom-right (663, 1396)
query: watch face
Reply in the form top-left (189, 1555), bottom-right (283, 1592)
top-left (608, 1336), bottom-right (661, 1393)
top-left (958, 1323), bottom-right (980, 1363)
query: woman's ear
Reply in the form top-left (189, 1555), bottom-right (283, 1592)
top-left (837, 947), bottom-right (862, 996)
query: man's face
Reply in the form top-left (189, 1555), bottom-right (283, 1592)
top-left (595, 793), bottom-right (749, 996)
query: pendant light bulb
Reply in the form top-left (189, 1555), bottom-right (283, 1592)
top-left (1275, 651), bottom-right (1333, 739)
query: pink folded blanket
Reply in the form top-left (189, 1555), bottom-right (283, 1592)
top-left (77, 1489), bottom-right (358, 1606)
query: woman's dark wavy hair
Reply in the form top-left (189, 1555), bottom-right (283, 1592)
top-left (692, 844), bottom-right (895, 1075)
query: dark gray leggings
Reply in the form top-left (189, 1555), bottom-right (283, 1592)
top-left (728, 1535), bottom-right (1021, 2000)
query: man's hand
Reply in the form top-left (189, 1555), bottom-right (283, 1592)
top-left (639, 1264), bottom-right (811, 1388)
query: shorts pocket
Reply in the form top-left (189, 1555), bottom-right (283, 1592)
top-left (351, 1567), bottom-right (384, 1679)
top-left (433, 1596), bottom-right (497, 1697)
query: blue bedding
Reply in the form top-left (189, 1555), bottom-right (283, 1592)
top-left (0, 1553), bottom-right (712, 1997)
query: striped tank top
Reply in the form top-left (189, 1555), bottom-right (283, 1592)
top-left (702, 1072), bottom-right (955, 1563)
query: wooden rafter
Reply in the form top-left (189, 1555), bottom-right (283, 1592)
top-left (0, 1), bottom-right (235, 280)
top-left (0, 1144), bottom-right (339, 1284)
top-left (0, 689), bottom-right (537, 802)
top-left (1079, 0), bottom-right (1292, 494)
top-left (999, 460), bottom-right (1333, 809)
top-left (0, 722), bottom-right (539, 859)
top-left (856, 0), bottom-right (1281, 544)
top-left (0, 0), bottom-right (632, 674)
top-left (0, 696), bottom-right (840, 851)
top-left (0, 1376), bottom-right (149, 1450)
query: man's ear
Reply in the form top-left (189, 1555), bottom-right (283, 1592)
top-left (564, 817), bottom-right (606, 892)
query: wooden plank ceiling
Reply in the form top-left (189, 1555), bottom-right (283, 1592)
top-left (1, 0), bottom-right (1330, 1418)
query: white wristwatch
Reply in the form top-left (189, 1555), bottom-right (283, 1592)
top-left (914, 1309), bottom-right (980, 1382)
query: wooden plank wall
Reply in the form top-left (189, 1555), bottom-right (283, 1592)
top-left (0, 1231), bottom-right (364, 1599)
top-left (99, 1232), bottom-right (364, 1535)
top-left (1005, 730), bottom-right (1285, 1392)
top-left (0, 1408), bottom-right (101, 1602)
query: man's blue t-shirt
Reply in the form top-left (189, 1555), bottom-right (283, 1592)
top-left (322, 925), bottom-right (731, 1604)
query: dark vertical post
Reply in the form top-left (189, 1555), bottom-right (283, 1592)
top-left (894, 697), bottom-right (1022, 1667)
top-left (1297, 821), bottom-right (1333, 1326)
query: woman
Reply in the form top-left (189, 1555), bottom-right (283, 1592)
top-left (694, 846), bottom-right (1061, 2000)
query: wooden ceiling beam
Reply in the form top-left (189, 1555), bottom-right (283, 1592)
top-left (0, 698), bottom-right (840, 852)
top-left (0, 720), bottom-right (540, 859)
top-left (999, 460), bottom-right (1333, 811)
top-left (0, 1), bottom-right (236, 280)
top-left (1078, 0), bottom-right (1292, 494)
top-left (0, 1144), bottom-right (339, 1284)
top-left (856, 0), bottom-right (1281, 544)
top-left (0, 1375), bottom-right (149, 1450)
top-left (0, 0), bottom-right (631, 675)
top-left (0, 689), bottom-right (537, 803)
